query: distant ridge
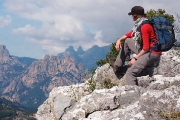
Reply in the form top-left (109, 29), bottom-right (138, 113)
top-left (0, 98), bottom-right (36, 119)
top-left (58, 45), bottom-right (111, 70)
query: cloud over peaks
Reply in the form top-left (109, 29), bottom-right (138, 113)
top-left (3, 0), bottom-right (180, 56)
top-left (0, 15), bottom-right (12, 28)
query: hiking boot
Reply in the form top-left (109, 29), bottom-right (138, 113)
top-left (108, 58), bottom-right (124, 78)
top-left (108, 58), bottom-right (117, 72)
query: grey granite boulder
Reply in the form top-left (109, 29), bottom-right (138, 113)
top-left (36, 49), bottom-right (180, 120)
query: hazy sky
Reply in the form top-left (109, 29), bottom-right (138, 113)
top-left (0, 0), bottom-right (179, 58)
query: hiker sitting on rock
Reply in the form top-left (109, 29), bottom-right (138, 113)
top-left (109, 6), bottom-right (162, 85)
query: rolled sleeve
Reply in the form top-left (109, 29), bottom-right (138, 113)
top-left (125, 31), bottom-right (133, 38)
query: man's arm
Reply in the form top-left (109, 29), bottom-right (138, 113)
top-left (129, 49), bottom-right (148, 65)
top-left (115, 35), bottom-right (127, 51)
top-left (129, 24), bottom-right (150, 66)
top-left (135, 49), bottom-right (148, 59)
top-left (116, 31), bottom-right (133, 51)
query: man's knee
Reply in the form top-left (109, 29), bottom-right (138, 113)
top-left (124, 38), bottom-right (132, 44)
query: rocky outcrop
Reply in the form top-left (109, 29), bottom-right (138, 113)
top-left (36, 49), bottom-right (180, 120)
top-left (0, 44), bottom-right (110, 108)
top-left (0, 45), bottom-right (87, 108)
top-left (93, 48), bottom-right (180, 89)
top-left (0, 45), bottom-right (11, 62)
top-left (2, 55), bottom-right (85, 107)
top-left (0, 45), bottom-right (25, 94)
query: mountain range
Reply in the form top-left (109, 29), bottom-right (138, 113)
top-left (0, 44), bottom-right (110, 110)
top-left (58, 45), bottom-right (110, 70)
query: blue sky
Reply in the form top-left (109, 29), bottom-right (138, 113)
top-left (0, 0), bottom-right (180, 59)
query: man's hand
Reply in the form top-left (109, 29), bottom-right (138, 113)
top-left (115, 35), bottom-right (127, 51)
top-left (128, 49), bottom-right (148, 66)
top-left (115, 40), bottom-right (122, 51)
top-left (128, 58), bottom-right (136, 66)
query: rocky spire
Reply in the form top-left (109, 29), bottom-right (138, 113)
top-left (65, 46), bottom-right (75, 53)
top-left (0, 45), bottom-right (10, 62)
top-left (77, 46), bottom-right (84, 55)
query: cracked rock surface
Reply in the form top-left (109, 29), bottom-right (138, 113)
top-left (36, 49), bottom-right (180, 120)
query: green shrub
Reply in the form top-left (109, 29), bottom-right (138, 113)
top-left (103, 78), bottom-right (118, 89)
top-left (86, 78), bottom-right (96, 92)
top-left (158, 111), bottom-right (180, 120)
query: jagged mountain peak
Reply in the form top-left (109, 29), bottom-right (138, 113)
top-left (44, 54), bottom-right (50, 60)
top-left (0, 45), bottom-right (10, 62)
top-left (92, 45), bottom-right (99, 48)
top-left (2, 54), bottom-right (85, 108)
top-left (58, 45), bottom-right (110, 70)
top-left (65, 46), bottom-right (75, 53)
top-left (0, 45), bottom-right (7, 49)
top-left (77, 46), bottom-right (84, 55)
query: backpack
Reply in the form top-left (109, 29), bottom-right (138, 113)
top-left (140, 16), bottom-right (176, 52)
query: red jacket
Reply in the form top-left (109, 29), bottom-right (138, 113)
top-left (125, 24), bottom-right (162, 55)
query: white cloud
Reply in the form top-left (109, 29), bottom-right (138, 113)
top-left (13, 24), bottom-right (40, 37)
top-left (94, 31), bottom-right (102, 42)
top-left (42, 45), bottom-right (65, 55)
top-left (93, 30), bottom-right (108, 47)
top-left (4, 0), bottom-right (180, 56)
top-left (0, 15), bottom-right (12, 28)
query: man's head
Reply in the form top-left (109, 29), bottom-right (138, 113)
top-left (128, 6), bottom-right (146, 21)
top-left (128, 6), bottom-right (146, 16)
